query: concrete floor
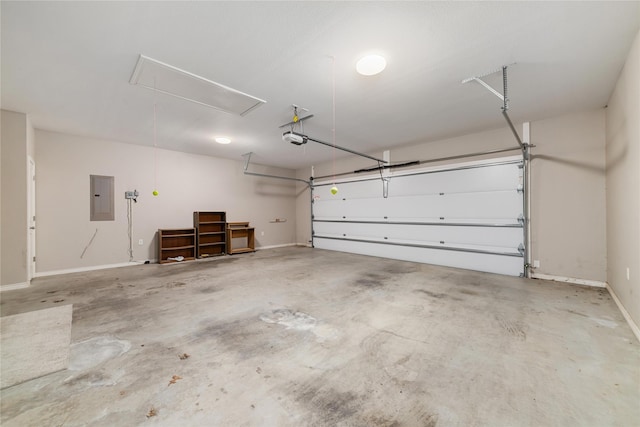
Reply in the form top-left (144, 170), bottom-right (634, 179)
top-left (1, 246), bottom-right (638, 426)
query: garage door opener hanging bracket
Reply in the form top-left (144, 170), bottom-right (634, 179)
top-left (462, 64), bottom-right (534, 160)
top-left (242, 152), bottom-right (310, 186)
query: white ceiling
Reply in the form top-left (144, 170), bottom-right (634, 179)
top-left (2, 1), bottom-right (638, 170)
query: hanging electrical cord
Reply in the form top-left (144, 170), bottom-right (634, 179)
top-left (330, 56), bottom-right (338, 195)
top-left (154, 103), bottom-right (157, 186)
top-left (127, 198), bottom-right (134, 261)
top-left (289, 109), bottom-right (308, 156)
top-left (80, 228), bottom-right (98, 259)
top-left (301, 118), bottom-right (306, 156)
top-left (293, 105), bottom-right (299, 123)
top-left (377, 160), bottom-right (385, 181)
top-left (152, 77), bottom-right (159, 197)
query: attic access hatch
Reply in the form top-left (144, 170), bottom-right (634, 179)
top-left (129, 55), bottom-right (266, 116)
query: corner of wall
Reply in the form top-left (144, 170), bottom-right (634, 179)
top-left (605, 29), bottom-right (640, 332)
top-left (1, 110), bottom-right (29, 286)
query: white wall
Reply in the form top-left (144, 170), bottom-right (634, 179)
top-left (35, 130), bottom-right (297, 273)
top-left (606, 30), bottom-right (640, 328)
top-left (530, 110), bottom-right (606, 282)
top-left (296, 110), bottom-right (607, 283)
top-left (26, 115), bottom-right (35, 159)
top-left (1, 110), bottom-right (29, 286)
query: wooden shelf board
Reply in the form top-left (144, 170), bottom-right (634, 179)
top-left (160, 245), bottom-right (195, 251)
top-left (160, 257), bottom-right (195, 264)
top-left (229, 247), bottom-right (255, 254)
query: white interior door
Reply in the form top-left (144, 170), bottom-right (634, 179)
top-left (27, 157), bottom-right (36, 280)
top-left (312, 156), bottom-right (525, 276)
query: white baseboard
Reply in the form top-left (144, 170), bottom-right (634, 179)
top-left (532, 273), bottom-right (638, 342)
top-left (256, 243), bottom-right (299, 250)
top-left (606, 284), bottom-right (640, 343)
top-left (34, 247), bottom-right (308, 276)
top-left (531, 273), bottom-right (607, 288)
top-left (34, 261), bottom-right (143, 278)
top-left (0, 282), bottom-right (29, 292)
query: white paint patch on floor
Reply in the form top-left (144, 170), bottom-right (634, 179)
top-left (68, 336), bottom-right (131, 371)
top-left (260, 308), bottom-right (341, 343)
top-left (311, 324), bottom-right (340, 342)
top-left (590, 317), bottom-right (618, 328)
top-left (260, 309), bottom-right (317, 331)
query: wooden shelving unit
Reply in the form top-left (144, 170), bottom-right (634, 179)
top-left (226, 222), bottom-right (255, 254)
top-left (194, 211), bottom-right (227, 258)
top-left (158, 228), bottom-right (196, 264)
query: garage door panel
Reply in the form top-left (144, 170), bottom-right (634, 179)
top-left (387, 165), bottom-right (520, 196)
top-left (313, 222), bottom-right (523, 248)
top-left (313, 238), bottom-right (524, 277)
top-left (312, 158), bottom-right (525, 276)
top-left (314, 192), bottom-right (522, 222)
top-left (314, 162), bottom-right (521, 197)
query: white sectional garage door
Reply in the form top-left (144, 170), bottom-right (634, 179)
top-left (312, 157), bottom-right (525, 276)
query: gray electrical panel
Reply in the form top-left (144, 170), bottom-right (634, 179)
top-left (90, 175), bottom-right (114, 221)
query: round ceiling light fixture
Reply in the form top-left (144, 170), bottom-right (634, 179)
top-left (214, 137), bottom-right (231, 144)
top-left (356, 54), bottom-right (386, 76)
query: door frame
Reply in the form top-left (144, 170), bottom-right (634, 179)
top-left (27, 156), bottom-right (36, 281)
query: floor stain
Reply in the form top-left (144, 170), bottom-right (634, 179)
top-left (68, 336), bottom-right (132, 371)
top-left (414, 289), bottom-right (446, 298)
top-left (413, 289), bottom-right (463, 301)
top-left (422, 412), bottom-right (439, 427)
top-left (190, 316), bottom-right (297, 360)
top-left (152, 258), bottom-right (238, 278)
top-left (167, 281), bottom-right (187, 288)
top-left (296, 385), bottom-right (361, 424)
top-left (380, 263), bottom-right (419, 275)
top-left (565, 309), bottom-right (589, 317)
top-left (146, 406), bottom-right (157, 418)
top-left (168, 375), bottom-right (182, 386)
top-left (354, 273), bottom-right (388, 289)
top-left (495, 316), bottom-right (526, 341)
top-left (361, 413), bottom-right (402, 427)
